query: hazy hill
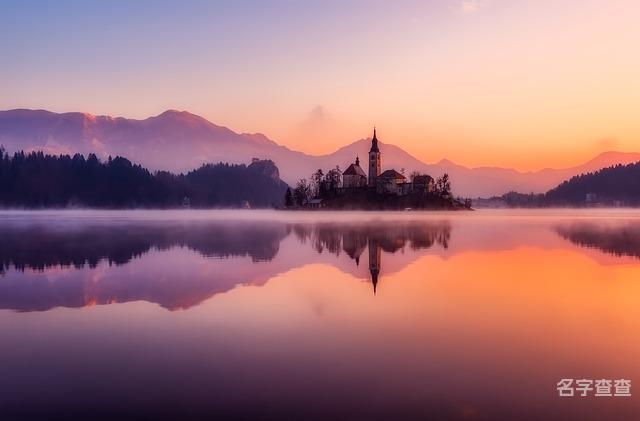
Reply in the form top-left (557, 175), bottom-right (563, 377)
top-left (2, 109), bottom-right (640, 197)
top-left (0, 108), bottom-right (293, 171)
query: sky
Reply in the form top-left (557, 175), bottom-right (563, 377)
top-left (2, 0), bottom-right (640, 170)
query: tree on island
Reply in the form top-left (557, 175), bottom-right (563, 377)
top-left (325, 166), bottom-right (342, 188)
top-left (435, 173), bottom-right (451, 198)
top-left (311, 169), bottom-right (324, 198)
top-left (294, 179), bottom-right (311, 206)
top-left (284, 188), bottom-right (294, 208)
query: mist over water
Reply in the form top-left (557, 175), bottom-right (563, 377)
top-left (1, 209), bottom-right (639, 420)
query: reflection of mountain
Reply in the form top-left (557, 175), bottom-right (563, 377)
top-left (0, 219), bottom-right (451, 311)
top-left (0, 221), bottom-right (292, 312)
top-left (556, 222), bottom-right (640, 259)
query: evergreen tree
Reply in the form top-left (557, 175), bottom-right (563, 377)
top-left (284, 188), bottom-right (294, 207)
top-left (0, 151), bottom-right (289, 208)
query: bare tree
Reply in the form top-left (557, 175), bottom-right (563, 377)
top-left (310, 169), bottom-right (324, 198)
top-left (294, 178), bottom-right (311, 206)
top-left (435, 173), bottom-right (451, 198)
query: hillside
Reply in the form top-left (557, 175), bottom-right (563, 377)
top-left (485, 161), bottom-right (640, 207)
top-left (545, 162), bottom-right (640, 205)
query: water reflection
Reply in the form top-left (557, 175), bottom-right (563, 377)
top-left (0, 222), bottom-right (289, 272)
top-left (0, 219), bottom-right (451, 311)
top-left (4, 214), bottom-right (640, 313)
top-left (1, 211), bottom-right (640, 420)
top-left (292, 222), bottom-right (450, 293)
top-left (556, 221), bottom-right (640, 259)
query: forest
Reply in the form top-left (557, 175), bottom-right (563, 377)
top-left (487, 161), bottom-right (640, 207)
top-left (0, 147), bottom-right (288, 208)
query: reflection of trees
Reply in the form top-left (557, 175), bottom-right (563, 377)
top-left (556, 222), bottom-right (640, 259)
top-left (0, 220), bottom-right (451, 275)
top-left (0, 222), bottom-right (290, 273)
top-left (292, 221), bottom-right (451, 262)
top-left (0, 219), bottom-right (453, 311)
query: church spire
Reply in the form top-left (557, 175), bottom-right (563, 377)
top-left (369, 126), bottom-right (379, 153)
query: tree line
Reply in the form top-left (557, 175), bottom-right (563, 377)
top-left (0, 147), bottom-right (288, 208)
top-left (490, 161), bottom-right (640, 207)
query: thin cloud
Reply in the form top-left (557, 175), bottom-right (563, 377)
top-left (461, 0), bottom-right (484, 14)
top-left (308, 105), bottom-right (326, 123)
top-left (594, 137), bottom-right (620, 152)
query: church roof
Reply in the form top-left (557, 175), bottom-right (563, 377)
top-left (379, 169), bottom-right (406, 180)
top-left (343, 163), bottom-right (366, 177)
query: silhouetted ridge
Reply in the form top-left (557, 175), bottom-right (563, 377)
top-left (487, 161), bottom-right (640, 207)
top-left (545, 161), bottom-right (640, 205)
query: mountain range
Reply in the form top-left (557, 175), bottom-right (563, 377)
top-left (2, 108), bottom-right (639, 197)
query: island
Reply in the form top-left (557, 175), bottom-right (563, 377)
top-left (283, 129), bottom-right (471, 210)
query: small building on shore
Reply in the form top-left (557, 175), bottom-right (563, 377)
top-left (308, 198), bottom-right (324, 208)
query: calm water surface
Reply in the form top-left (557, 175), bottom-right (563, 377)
top-left (1, 209), bottom-right (639, 420)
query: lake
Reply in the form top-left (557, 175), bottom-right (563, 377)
top-left (0, 209), bottom-right (639, 420)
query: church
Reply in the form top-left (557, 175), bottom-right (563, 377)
top-left (340, 128), bottom-right (434, 196)
top-left (295, 128), bottom-right (467, 209)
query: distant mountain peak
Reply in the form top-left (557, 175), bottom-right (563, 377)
top-left (158, 109), bottom-right (189, 117)
top-left (574, 151), bottom-right (640, 173)
top-left (588, 150), bottom-right (640, 162)
top-left (154, 109), bottom-right (203, 121)
top-left (436, 158), bottom-right (457, 166)
top-left (242, 132), bottom-right (277, 146)
top-left (147, 109), bottom-right (221, 130)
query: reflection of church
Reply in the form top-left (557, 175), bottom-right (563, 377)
top-left (368, 238), bottom-right (381, 294)
top-left (343, 234), bottom-right (382, 294)
top-left (292, 221), bottom-right (451, 295)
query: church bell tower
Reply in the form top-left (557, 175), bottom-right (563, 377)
top-left (368, 127), bottom-right (381, 187)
